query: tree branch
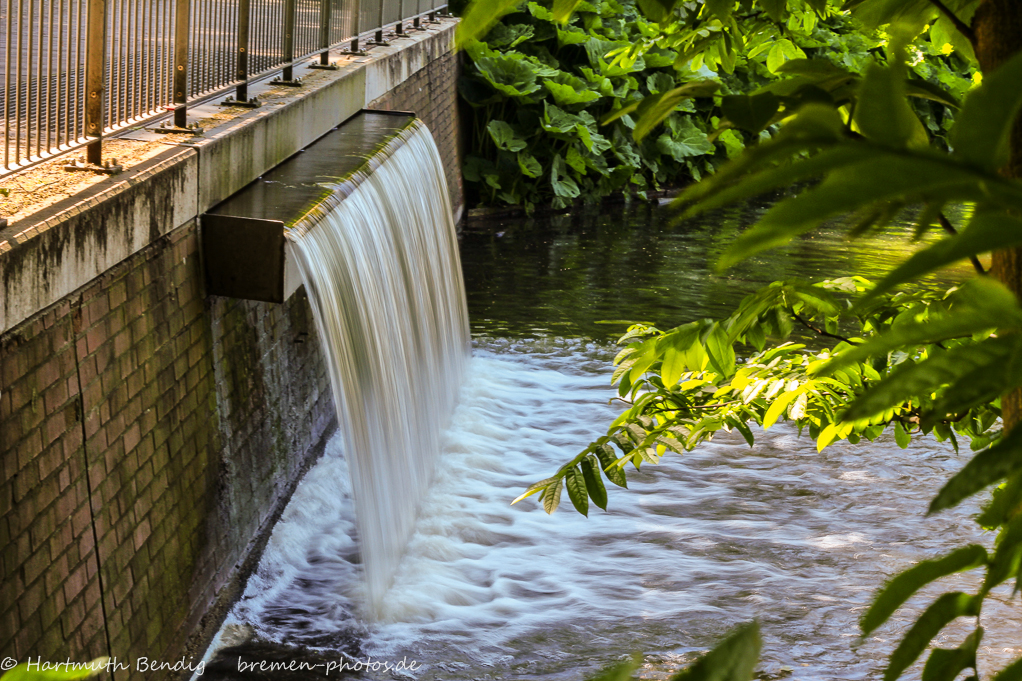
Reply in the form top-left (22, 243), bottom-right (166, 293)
top-left (938, 212), bottom-right (986, 275)
top-left (925, 0), bottom-right (976, 46)
top-left (790, 311), bottom-right (856, 345)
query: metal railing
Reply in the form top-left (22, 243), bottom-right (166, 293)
top-left (0, 0), bottom-right (446, 178)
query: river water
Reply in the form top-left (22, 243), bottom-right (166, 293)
top-left (206, 202), bottom-right (1021, 681)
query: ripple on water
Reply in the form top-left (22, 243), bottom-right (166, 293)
top-left (215, 341), bottom-right (1021, 680)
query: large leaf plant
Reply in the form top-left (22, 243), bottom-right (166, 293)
top-left (458, 0), bottom-right (974, 210)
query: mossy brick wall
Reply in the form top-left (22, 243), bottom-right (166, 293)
top-left (0, 222), bottom-right (332, 680)
top-left (370, 47), bottom-right (464, 217)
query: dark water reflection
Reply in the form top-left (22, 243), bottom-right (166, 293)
top-left (460, 201), bottom-right (970, 341)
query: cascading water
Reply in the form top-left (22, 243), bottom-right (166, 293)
top-left (286, 120), bottom-right (470, 615)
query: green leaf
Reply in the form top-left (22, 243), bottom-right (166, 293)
top-left (582, 454), bottom-right (609, 510)
top-left (677, 105), bottom-right (847, 218)
top-left (596, 443), bottom-right (628, 488)
top-left (567, 145), bottom-right (587, 173)
top-left (766, 39), bottom-right (802, 74)
top-left (487, 120), bottom-right (528, 152)
top-left (704, 0), bottom-right (733, 21)
top-left (542, 477), bottom-right (564, 514)
top-left (671, 621), bottom-right (761, 681)
top-left (455, 0), bottom-right (525, 46)
top-left (716, 150), bottom-right (1016, 270)
top-left (565, 466), bottom-right (589, 516)
top-left (483, 23), bottom-right (535, 49)
top-left (545, 80), bottom-right (601, 106)
top-left (775, 58), bottom-right (852, 79)
top-left (704, 323), bottom-right (736, 378)
top-left (920, 628), bottom-right (982, 681)
top-left (518, 151), bottom-right (543, 178)
top-left (760, 0), bottom-right (786, 22)
top-left (718, 129), bottom-right (745, 159)
top-left (854, 57), bottom-right (929, 149)
top-left (953, 50), bottom-right (1022, 171)
top-left (552, 0), bottom-right (582, 21)
top-left (657, 120), bottom-right (714, 160)
top-left (721, 92), bottom-right (780, 134)
top-left (551, 154), bottom-right (581, 199)
top-left (861, 545), bottom-right (987, 636)
top-left (984, 513), bottom-right (1022, 592)
top-left (474, 53), bottom-right (542, 98)
top-left (894, 421), bottom-right (911, 449)
top-left (0, 659), bottom-right (110, 681)
top-left (512, 476), bottom-right (560, 505)
top-left (905, 78), bottom-right (960, 109)
top-left (763, 390), bottom-right (799, 428)
top-left (930, 427), bottom-right (1022, 514)
top-left (636, 0), bottom-right (680, 22)
top-left (884, 593), bottom-right (981, 681)
top-left (632, 81), bottom-right (720, 140)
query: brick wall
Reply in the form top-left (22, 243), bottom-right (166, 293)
top-left (0, 39), bottom-right (462, 680)
top-left (370, 48), bottom-right (464, 218)
top-left (0, 223), bottom-right (332, 679)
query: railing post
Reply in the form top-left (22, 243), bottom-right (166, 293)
top-left (152, 0), bottom-right (203, 133)
top-left (395, 0), bottom-right (404, 34)
top-left (64, 0), bottom-right (122, 173)
top-left (309, 0), bottom-right (339, 67)
top-left (222, 0), bottom-right (262, 106)
top-left (84, 0), bottom-right (106, 162)
top-left (369, 0), bottom-right (387, 45)
top-left (346, 0), bottom-right (364, 54)
top-left (272, 0), bottom-right (303, 85)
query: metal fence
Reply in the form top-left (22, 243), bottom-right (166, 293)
top-left (0, 0), bottom-right (446, 178)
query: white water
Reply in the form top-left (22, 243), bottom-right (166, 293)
top-left (220, 338), bottom-right (1021, 679)
top-left (287, 121), bottom-right (470, 615)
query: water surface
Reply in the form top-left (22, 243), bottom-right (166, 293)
top-left (211, 202), bottom-right (1019, 681)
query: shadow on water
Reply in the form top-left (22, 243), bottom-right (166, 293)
top-left (459, 200), bottom-right (970, 341)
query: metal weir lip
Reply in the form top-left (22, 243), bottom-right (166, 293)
top-left (201, 109), bottom-right (416, 303)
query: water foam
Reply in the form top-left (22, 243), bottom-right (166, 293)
top-left (287, 121), bottom-right (470, 615)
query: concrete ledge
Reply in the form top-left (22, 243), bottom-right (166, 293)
top-left (0, 147), bottom-right (198, 334)
top-left (194, 71), bottom-right (367, 213)
top-left (0, 19), bottom-right (457, 336)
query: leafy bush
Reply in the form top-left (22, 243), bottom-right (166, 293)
top-left (458, 0), bottom-right (974, 210)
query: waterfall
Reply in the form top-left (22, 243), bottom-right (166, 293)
top-left (286, 120), bottom-right (471, 616)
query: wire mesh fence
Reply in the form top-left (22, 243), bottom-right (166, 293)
top-left (0, 0), bottom-right (447, 178)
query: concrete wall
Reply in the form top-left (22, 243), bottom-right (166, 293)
top-left (0, 19), bottom-right (461, 678)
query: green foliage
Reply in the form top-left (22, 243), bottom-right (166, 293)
top-left (456, 0), bottom-right (974, 210)
top-left (517, 277), bottom-right (1008, 514)
top-left (462, 0), bottom-right (1022, 679)
top-left (670, 622), bottom-right (761, 681)
top-left (584, 622), bottom-right (761, 681)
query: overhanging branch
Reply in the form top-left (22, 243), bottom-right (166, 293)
top-left (938, 212), bottom-right (986, 275)
top-left (926, 0), bottom-right (977, 46)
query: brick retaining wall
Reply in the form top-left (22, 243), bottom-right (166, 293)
top-left (0, 27), bottom-right (462, 679)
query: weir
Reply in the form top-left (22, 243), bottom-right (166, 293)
top-left (204, 110), bottom-right (471, 614)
